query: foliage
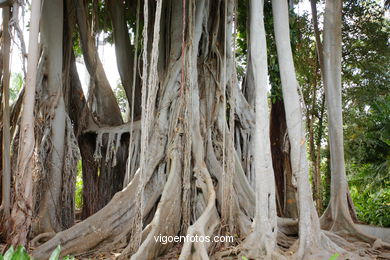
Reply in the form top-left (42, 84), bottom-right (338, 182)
top-left (350, 184), bottom-right (390, 227)
top-left (342, 0), bottom-right (390, 226)
top-left (75, 160), bottom-right (83, 210)
top-left (328, 253), bottom-right (340, 260)
top-left (10, 72), bottom-right (23, 102)
top-left (0, 245), bottom-right (74, 260)
top-left (114, 82), bottom-right (128, 116)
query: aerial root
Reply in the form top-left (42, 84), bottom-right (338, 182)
top-left (30, 232), bottom-right (56, 247)
top-left (86, 121), bottom-right (141, 166)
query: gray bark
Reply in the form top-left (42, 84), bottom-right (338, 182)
top-left (323, 0), bottom-right (347, 210)
top-left (34, 0), bottom-right (67, 234)
top-left (9, 0), bottom-right (41, 246)
top-left (243, 0), bottom-right (277, 258)
top-left (321, 0), bottom-right (361, 230)
top-left (272, 0), bottom-right (322, 258)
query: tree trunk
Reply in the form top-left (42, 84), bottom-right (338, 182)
top-left (242, 0), bottom-right (277, 258)
top-left (272, 0), bottom-right (323, 257)
top-left (320, 0), bottom-right (357, 229)
top-left (75, 0), bottom-right (122, 126)
top-left (1, 5), bottom-right (11, 231)
top-left (8, 0), bottom-right (41, 246)
top-left (33, 1), bottom-right (249, 258)
top-left (107, 0), bottom-right (142, 119)
top-left (74, 0), bottom-right (129, 216)
top-left (315, 0), bottom-right (386, 249)
top-left (33, 0), bottom-right (68, 235)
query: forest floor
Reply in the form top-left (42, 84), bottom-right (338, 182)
top-left (0, 221), bottom-right (390, 260)
top-left (2, 241), bottom-right (390, 259)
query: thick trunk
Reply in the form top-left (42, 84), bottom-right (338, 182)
top-left (33, 1), bottom-right (243, 259)
top-left (242, 0), bottom-right (277, 258)
top-left (1, 5), bottom-right (11, 227)
top-left (33, 0), bottom-right (67, 234)
top-left (272, 0), bottom-right (323, 257)
top-left (320, 0), bottom-right (358, 228)
top-left (74, 0), bottom-right (129, 215)
top-left (9, 0), bottom-right (41, 246)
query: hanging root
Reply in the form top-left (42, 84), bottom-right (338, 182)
top-left (88, 121), bottom-right (141, 166)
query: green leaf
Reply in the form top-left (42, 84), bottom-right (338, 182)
top-left (328, 253), bottom-right (340, 260)
top-left (49, 245), bottom-right (61, 260)
top-left (242, 256), bottom-right (249, 260)
top-left (63, 256), bottom-right (75, 260)
top-left (10, 246), bottom-right (29, 260)
top-left (3, 246), bottom-right (14, 260)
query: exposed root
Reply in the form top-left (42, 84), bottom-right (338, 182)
top-left (128, 139), bottom-right (182, 260)
top-left (31, 169), bottom-right (164, 259)
top-left (321, 202), bottom-right (390, 250)
top-left (30, 232), bottom-right (55, 247)
top-left (178, 166), bottom-right (219, 260)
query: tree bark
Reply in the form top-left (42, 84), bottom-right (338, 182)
top-left (74, 0), bottom-right (129, 216)
top-left (107, 0), bottom-right (142, 119)
top-left (242, 0), bottom-right (277, 257)
top-left (272, 0), bottom-right (323, 257)
top-left (33, 0), bottom-right (68, 234)
top-left (320, 0), bottom-right (358, 228)
top-left (1, 5), bottom-right (11, 228)
top-left (75, 0), bottom-right (123, 126)
top-left (318, 2), bottom-right (376, 245)
top-left (9, 0), bottom-right (41, 246)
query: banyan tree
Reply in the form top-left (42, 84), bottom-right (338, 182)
top-left (0, 0), bottom-right (389, 259)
